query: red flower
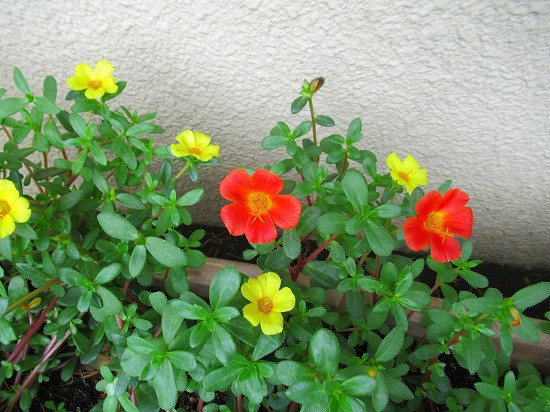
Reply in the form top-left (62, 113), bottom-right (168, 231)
top-left (403, 188), bottom-right (473, 262)
top-left (220, 168), bottom-right (301, 244)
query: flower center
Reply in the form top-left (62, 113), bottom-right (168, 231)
top-left (0, 200), bottom-right (10, 218)
top-left (257, 296), bottom-right (274, 314)
top-left (248, 192), bottom-right (271, 217)
top-left (398, 170), bottom-right (411, 182)
top-left (188, 146), bottom-right (203, 155)
top-left (425, 212), bottom-right (452, 239)
top-left (88, 80), bottom-right (102, 89)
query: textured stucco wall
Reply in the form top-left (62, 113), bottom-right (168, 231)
top-left (1, 0), bottom-right (549, 269)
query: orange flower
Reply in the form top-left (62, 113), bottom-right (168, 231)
top-left (403, 188), bottom-right (473, 262)
top-left (220, 168), bottom-right (301, 244)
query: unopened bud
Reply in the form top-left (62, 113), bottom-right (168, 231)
top-left (366, 365), bottom-right (378, 378)
top-left (22, 297), bottom-right (42, 311)
top-left (309, 77), bottom-right (325, 93)
top-left (509, 307), bottom-right (521, 327)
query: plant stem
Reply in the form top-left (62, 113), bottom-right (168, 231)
top-left (7, 296), bottom-right (59, 364)
top-left (6, 278), bottom-right (61, 315)
top-left (176, 162), bottom-right (190, 179)
top-left (308, 98), bottom-right (318, 147)
top-left (290, 232), bottom-right (339, 281)
top-left (237, 394), bottom-right (243, 412)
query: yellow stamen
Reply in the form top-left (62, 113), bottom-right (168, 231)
top-left (425, 212), bottom-right (453, 241)
top-left (248, 193), bottom-right (271, 220)
top-left (258, 296), bottom-right (274, 314)
top-left (0, 200), bottom-right (10, 218)
top-left (188, 146), bottom-right (203, 155)
top-left (88, 80), bottom-right (102, 89)
top-left (398, 170), bottom-right (411, 182)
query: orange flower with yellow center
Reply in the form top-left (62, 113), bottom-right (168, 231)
top-left (0, 179), bottom-right (31, 238)
top-left (220, 168), bottom-right (301, 244)
top-left (67, 60), bottom-right (118, 100)
top-left (241, 272), bottom-right (295, 335)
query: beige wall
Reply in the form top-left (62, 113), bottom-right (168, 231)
top-left (1, 0), bottom-right (549, 269)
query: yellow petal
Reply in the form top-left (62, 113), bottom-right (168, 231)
top-left (390, 170), bottom-right (405, 185)
top-left (403, 181), bottom-right (417, 195)
top-left (176, 130), bottom-right (195, 148)
top-left (67, 76), bottom-right (89, 91)
top-left (410, 169), bottom-right (428, 186)
top-left (0, 215), bottom-right (15, 238)
top-left (85, 87), bottom-right (105, 100)
top-left (74, 63), bottom-right (94, 81)
top-left (199, 145), bottom-right (219, 160)
top-left (10, 197), bottom-right (31, 223)
top-left (243, 302), bottom-right (264, 326)
top-left (257, 272), bottom-right (281, 298)
top-left (260, 311), bottom-right (283, 335)
top-left (193, 131), bottom-right (211, 149)
top-left (402, 154), bottom-right (421, 171)
top-left (94, 60), bottom-right (114, 79)
top-left (241, 278), bottom-right (262, 303)
top-left (386, 152), bottom-right (401, 171)
top-left (170, 144), bottom-right (190, 158)
top-left (272, 287), bottom-right (295, 312)
top-left (0, 179), bottom-right (19, 203)
top-left (102, 77), bottom-right (118, 94)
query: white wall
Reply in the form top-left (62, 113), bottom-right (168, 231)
top-left (1, 0), bottom-right (549, 269)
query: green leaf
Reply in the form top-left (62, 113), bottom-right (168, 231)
top-left (375, 326), bottom-right (404, 362)
top-left (262, 135), bottom-right (288, 150)
top-left (126, 123), bottom-right (156, 137)
top-left (177, 188), bottom-right (204, 206)
top-left (13, 223), bottom-right (38, 240)
top-left (346, 117), bottom-right (362, 139)
top-left (13, 66), bottom-right (31, 94)
top-left (151, 360), bottom-right (178, 410)
top-left (366, 220), bottom-right (394, 256)
top-left (53, 190), bottom-right (84, 212)
top-left (202, 357), bottom-right (247, 392)
top-left (116, 193), bottom-right (146, 209)
top-left (474, 382), bottom-right (502, 400)
top-left (209, 267), bottom-right (241, 310)
top-left (282, 229), bottom-right (301, 260)
top-left (44, 119), bottom-right (64, 150)
top-left (303, 261), bottom-right (340, 289)
top-left (340, 374), bottom-right (376, 397)
top-left (293, 121), bottom-right (312, 138)
top-left (309, 329), bottom-right (340, 379)
top-left (92, 286), bottom-right (123, 320)
top-left (166, 350), bottom-right (196, 371)
top-left (285, 381), bottom-right (326, 404)
top-left (276, 360), bottom-right (317, 386)
top-left (317, 212), bottom-right (347, 235)
top-left (97, 212), bottom-right (139, 241)
top-left (129, 245), bottom-right (147, 277)
top-left (252, 332), bottom-right (285, 361)
top-left (373, 204), bottom-right (401, 219)
top-left (511, 282), bottom-right (550, 310)
top-left (145, 237), bottom-right (187, 268)
top-left (315, 115), bottom-right (335, 127)
top-left (0, 318), bottom-right (16, 344)
top-left (89, 142), bottom-right (107, 165)
top-left (460, 296), bottom-right (502, 314)
top-left (291, 96), bottom-right (309, 114)
top-left (69, 113), bottom-right (87, 137)
top-left (212, 325), bottom-right (237, 364)
top-left (0, 97), bottom-right (28, 119)
top-left (342, 169), bottom-right (368, 210)
top-left (71, 98), bottom-right (100, 113)
top-left (34, 97), bottom-right (59, 115)
top-left (95, 263), bottom-right (122, 285)
top-left (15, 263), bottom-right (51, 285)
top-left (43, 75), bottom-right (57, 103)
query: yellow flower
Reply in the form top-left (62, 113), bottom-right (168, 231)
top-left (170, 130), bottom-right (220, 162)
top-left (386, 152), bottom-right (428, 195)
top-left (241, 272), bottom-right (295, 335)
top-left (0, 179), bottom-right (31, 238)
top-left (67, 60), bottom-right (118, 100)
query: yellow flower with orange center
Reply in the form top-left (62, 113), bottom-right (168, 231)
top-left (67, 60), bottom-right (118, 100)
top-left (241, 272), bottom-right (295, 335)
top-left (0, 179), bottom-right (31, 238)
top-left (386, 153), bottom-right (428, 195)
top-left (170, 130), bottom-right (220, 162)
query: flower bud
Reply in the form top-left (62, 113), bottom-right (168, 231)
top-left (22, 297), bottom-right (42, 311)
top-left (509, 307), bottom-right (521, 326)
top-left (366, 365), bottom-right (378, 377)
top-left (309, 77), bottom-right (325, 93)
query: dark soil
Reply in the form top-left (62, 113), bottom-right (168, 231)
top-left (22, 225), bottom-right (548, 411)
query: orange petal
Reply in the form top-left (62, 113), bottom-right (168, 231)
top-left (220, 169), bottom-right (253, 202)
top-left (220, 203), bottom-right (249, 236)
top-left (430, 234), bottom-right (461, 262)
top-left (415, 191), bottom-right (441, 218)
top-left (439, 188), bottom-right (470, 214)
top-left (403, 216), bottom-right (431, 251)
top-left (269, 195), bottom-right (301, 230)
top-left (445, 207), bottom-right (473, 238)
top-left (251, 169), bottom-right (284, 196)
top-left (245, 213), bottom-right (277, 244)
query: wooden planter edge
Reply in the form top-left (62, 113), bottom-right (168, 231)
top-left (182, 257), bottom-right (550, 374)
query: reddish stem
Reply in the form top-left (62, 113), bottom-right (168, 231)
top-left (290, 232), bottom-right (339, 281)
top-left (197, 398), bottom-right (204, 412)
top-left (7, 297), bottom-right (58, 364)
top-left (237, 395), bottom-right (243, 412)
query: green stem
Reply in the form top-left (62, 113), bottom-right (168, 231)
top-left (175, 162), bottom-right (190, 179)
top-left (6, 278), bottom-right (61, 315)
top-left (86, 110), bottom-right (93, 124)
top-left (308, 98), bottom-right (317, 147)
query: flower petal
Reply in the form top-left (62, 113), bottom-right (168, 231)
top-left (219, 169), bottom-right (253, 202)
top-left (386, 152), bottom-right (401, 171)
top-left (94, 60), bottom-right (114, 78)
top-left (269, 195), bottom-right (301, 230)
top-left (403, 216), bottom-right (431, 251)
top-left (415, 190), bottom-right (441, 218)
top-left (220, 203), bottom-right (248, 236)
top-left (176, 130), bottom-right (195, 148)
top-left (10, 197), bottom-right (31, 223)
top-left (197, 144), bottom-right (219, 161)
top-left (102, 77), bottom-right (118, 94)
top-left (85, 87), bottom-right (105, 100)
top-left (74, 63), bottom-right (94, 81)
top-left (193, 131), bottom-right (211, 149)
top-left (260, 311), bottom-right (283, 335)
top-left (245, 213), bottom-right (277, 244)
top-left (409, 169), bottom-right (428, 186)
top-left (241, 278), bottom-right (262, 303)
top-left (243, 302), bottom-right (264, 326)
top-left (0, 215), bottom-right (15, 238)
top-left (444, 207), bottom-right (473, 238)
top-left (251, 168), bottom-right (283, 196)
top-left (0, 180), bottom-right (19, 203)
top-left (170, 143), bottom-right (190, 158)
top-left (257, 272), bottom-right (281, 298)
top-left (430, 234), bottom-right (462, 262)
top-left (402, 154), bottom-right (421, 171)
top-left (438, 188), bottom-right (470, 214)
top-left (272, 287), bottom-right (295, 312)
